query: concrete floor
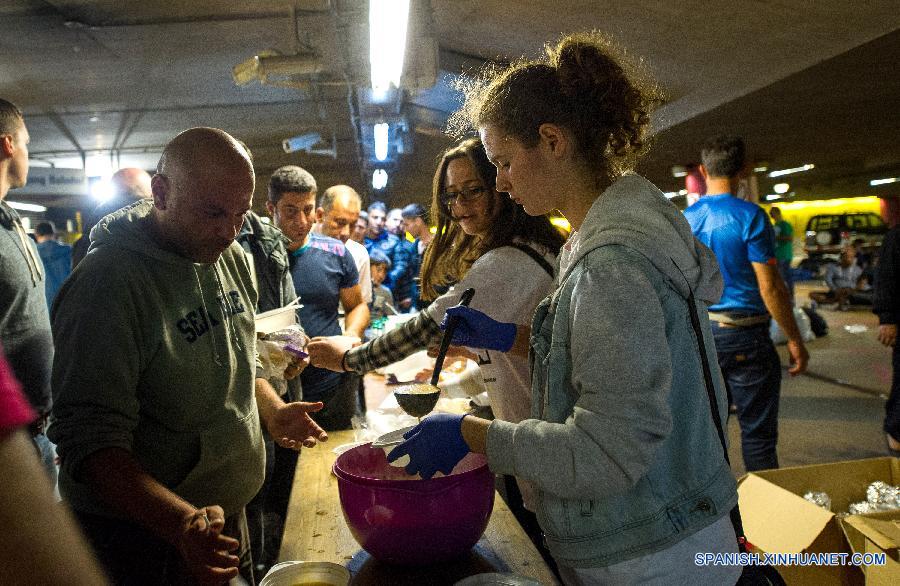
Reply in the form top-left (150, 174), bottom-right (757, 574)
top-left (726, 281), bottom-right (894, 475)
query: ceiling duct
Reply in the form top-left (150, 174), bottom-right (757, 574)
top-left (233, 51), bottom-right (323, 88)
top-left (281, 131), bottom-right (338, 159)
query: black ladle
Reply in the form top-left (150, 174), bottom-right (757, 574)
top-left (431, 287), bottom-right (476, 386)
top-left (393, 288), bottom-right (476, 419)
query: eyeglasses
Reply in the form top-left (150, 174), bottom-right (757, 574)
top-left (440, 185), bottom-right (487, 207)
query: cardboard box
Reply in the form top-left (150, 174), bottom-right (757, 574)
top-left (738, 457), bottom-right (900, 585)
top-left (840, 510), bottom-right (900, 585)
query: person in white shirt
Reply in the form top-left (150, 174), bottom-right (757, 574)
top-left (308, 137), bottom-right (565, 567)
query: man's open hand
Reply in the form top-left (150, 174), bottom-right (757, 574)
top-left (265, 401), bottom-right (328, 449)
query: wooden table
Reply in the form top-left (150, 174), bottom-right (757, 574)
top-left (279, 430), bottom-right (559, 585)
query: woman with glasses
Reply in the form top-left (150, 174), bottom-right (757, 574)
top-left (307, 136), bottom-right (564, 559)
top-left (384, 33), bottom-right (742, 584)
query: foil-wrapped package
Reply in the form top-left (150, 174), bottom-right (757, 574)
top-left (847, 481), bottom-right (900, 515)
top-left (865, 481), bottom-right (900, 510)
top-left (849, 501), bottom-right (878, 515)
top-left (803, 491), bottom-right (832, 511)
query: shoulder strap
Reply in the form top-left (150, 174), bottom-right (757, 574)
top-left (684, 287), bottom-right (750, 555)
top-left (685, 290), bottom-right (731, 465)
top-left (509, 243), bottom-right (555, 278)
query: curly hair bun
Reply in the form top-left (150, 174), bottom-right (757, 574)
top-left (450, 31), bottom-right (665, 186)
top-left (552, 34), bottom-right (624, 100)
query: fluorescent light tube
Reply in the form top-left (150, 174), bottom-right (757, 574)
top-left (6, 201), bottom-right (47, 212)
top-left (374, 123), bottom-right (389, 161)
top-left (370, 0), bottom-right (410, 95)
top-left (768, 164), bottom-right (814, 178)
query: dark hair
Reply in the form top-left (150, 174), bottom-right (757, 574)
top-left (0, 98), bottom-right (24, 136)
top-left (268, 165), bottom-right (317, 204)
top-left (369, 249), bottom-right (392, 270)
top-left (450, 32), bottom-right (663, 187)
top-left (419, 136), bottom-right (565, 302)
top-left (35, 221), bottom-right (55, 236)
top-left (358, 210), bottom-right (368, 221)
top-left (701, 135), bottom-right (746, 179)
top-left (367, 201), bottom-right (387, 214)
top-left (401, 203), bottom-right (426, 219)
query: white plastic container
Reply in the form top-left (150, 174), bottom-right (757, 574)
top-left (255, 300), bottom-right (301, 334)
top-left (259, 560), bottom-right (350, 586)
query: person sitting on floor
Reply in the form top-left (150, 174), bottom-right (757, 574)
top-left (809, 247), bottom-right (867, 310)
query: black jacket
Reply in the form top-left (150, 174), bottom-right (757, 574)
top-left (874, 226), bottom-right (900, 325)
top-left (236, 212), bottom-right (296, 313)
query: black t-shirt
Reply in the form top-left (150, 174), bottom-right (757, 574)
top-left (290, 232), bottom-right (358, 399)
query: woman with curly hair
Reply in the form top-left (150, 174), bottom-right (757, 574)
top-left (387, 33), bottom-right (743, 584)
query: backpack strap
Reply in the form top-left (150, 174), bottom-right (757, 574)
top-left (509, 243), bottom-right (555, 278)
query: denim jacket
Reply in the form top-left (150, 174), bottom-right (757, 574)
top-left (486, 174), bottom-right (738, 567)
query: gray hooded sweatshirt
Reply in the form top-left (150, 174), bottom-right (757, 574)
top-left (0, 200), bottom-right (52, 413)
top-left (49, 199), bottom-right (264, 518)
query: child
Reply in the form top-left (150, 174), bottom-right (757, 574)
top-left (369, 250), bottom-right (394, 320)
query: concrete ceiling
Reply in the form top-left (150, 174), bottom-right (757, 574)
top-left (1, 0), bottom-right (898, 214)
top-left (643, 28), bottom-right (900, 198)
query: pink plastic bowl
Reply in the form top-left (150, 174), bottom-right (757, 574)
top-left (333, 443), bottom-right (495, 565)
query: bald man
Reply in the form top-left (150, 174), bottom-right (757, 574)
top-left (315, 185), bottom-right (372, 305)
top-left (49, 128), bottom-right (327, 585)
top-left (71, 166), bottom-right (153, 268)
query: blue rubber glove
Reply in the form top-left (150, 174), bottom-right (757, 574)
top-left (440, 306), bottom-right (517, 352)
top-left (387, 413), bottom-right (470, 479)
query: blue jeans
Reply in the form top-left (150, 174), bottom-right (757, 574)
top-left (711, 322), bottom-right (782, 471)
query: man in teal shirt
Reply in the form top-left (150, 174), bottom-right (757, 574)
top-left (770, 206), bottom-right (794, 300)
